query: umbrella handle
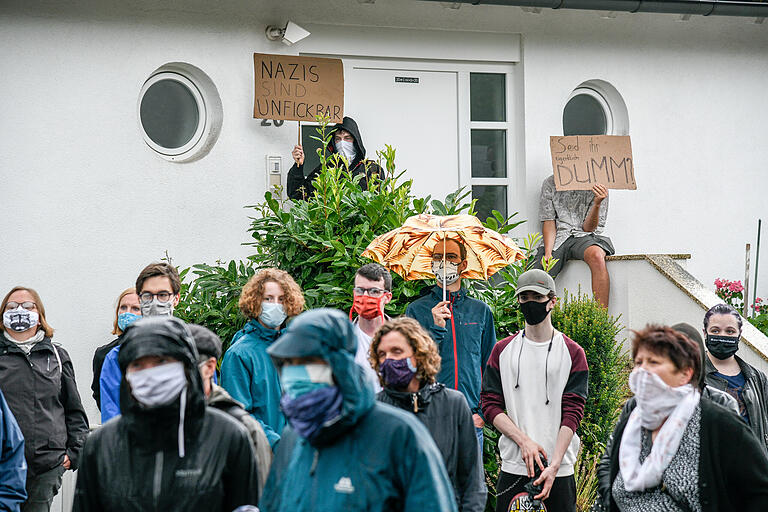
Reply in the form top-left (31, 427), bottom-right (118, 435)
top-left (443, 233), bottom-right (447, 302)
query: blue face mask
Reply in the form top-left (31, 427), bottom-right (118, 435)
top-left (280, 363), bottom-right (334, 399)
top-left (259, 302), bottom-right (287, 329)
top-left (117, 312), bottom-right (141, 332)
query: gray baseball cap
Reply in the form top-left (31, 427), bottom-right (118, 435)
top-left (514, 269), bottom-right (556, 298)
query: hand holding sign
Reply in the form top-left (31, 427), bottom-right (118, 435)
top-left (550, 135), bottom-right (637, 191)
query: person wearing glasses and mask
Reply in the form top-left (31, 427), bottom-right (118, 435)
top-left (100, 263), bottom-right (181, 423)
top-left (406, 237), bottom-right (497, 446)
top-left (0, 286), bottom-right (89, 512)
top-left (221, 268), bottom-right (305, 449)
top-left (287, 116), bottom-right (382, 201)
top-left (350, 263), bottom-right (393, 392)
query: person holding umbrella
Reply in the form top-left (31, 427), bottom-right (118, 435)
top-left (364, 214), bottom-right (524, 446)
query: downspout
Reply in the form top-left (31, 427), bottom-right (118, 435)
top-left (422, 0), bottom-right (768, 17)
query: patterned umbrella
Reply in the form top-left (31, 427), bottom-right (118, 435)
top-left (362, 214), bottom-right (524, 298)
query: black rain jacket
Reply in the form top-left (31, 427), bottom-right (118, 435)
top-left (377, 382), bottom-right (487, 512)
top-left (287, 116), bottom-right (382, 200)
top-left (73, 317), bottom-right (259, 512)
top-left (0, 334), bottom-right (88, 476)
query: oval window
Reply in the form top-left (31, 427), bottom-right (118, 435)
top-left (137, 63), bottom-right (222, 162)
top-left (562, 88), bottom-right (611, 136)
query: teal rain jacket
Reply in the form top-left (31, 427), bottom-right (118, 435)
top-left (406, 286), bottom-right (496, 415)
top-left (260, 308), bottom-right (458, 512)
top-left (221, 319), bottom-right (284, 448)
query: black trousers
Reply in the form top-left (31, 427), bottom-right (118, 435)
top-left (495, 471), bottom-right (576, 512)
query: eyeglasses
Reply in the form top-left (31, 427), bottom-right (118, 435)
top-left (5, 301), bottom-right (36, 311)
top-left (139, 291), bottom-right (174, 303)
top-left (353, 287), bottom-right (387, 298)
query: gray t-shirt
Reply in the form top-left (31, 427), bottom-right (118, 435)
top-left (539, 175), bottom-right (609, 251)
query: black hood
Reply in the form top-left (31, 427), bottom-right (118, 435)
top-left (117, 317), bottom-right (207, 449)
top-left (328, 116), bottom-right (366, 162)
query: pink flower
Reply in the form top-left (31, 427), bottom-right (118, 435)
top-left (757, 297), bottom-right (764, 304)
top-left (728, 281), bottom-right (744, 293)
top-left (715, 278), bottom-right (724, 289)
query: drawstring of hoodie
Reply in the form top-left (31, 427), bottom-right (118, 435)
top-left (178, 388), bottom-right (187, 458)
top-left (515, 330), bottom-right (555, 405)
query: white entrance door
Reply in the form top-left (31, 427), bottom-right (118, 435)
top-left (344, 60), bottom-right (460, 202)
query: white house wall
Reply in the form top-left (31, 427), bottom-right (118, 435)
top-left (1, 0), bottom-right (766, 424)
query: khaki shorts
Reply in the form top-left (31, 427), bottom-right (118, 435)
top-left (532, 233), bottom-right (615, 278)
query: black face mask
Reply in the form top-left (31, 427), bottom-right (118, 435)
top-left (519, 300), bottom-right (551, 326)
top-left (706, 334), bottom-right (740, 360)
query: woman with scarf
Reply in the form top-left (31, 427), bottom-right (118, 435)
top-left (702, 303), bottom-right (768, 450)
top-left (221, 268), bottom-right (305, 449)
top-left (372, 318), bottom-right (486, 512)
top-left (91, 287), bottom-right (141, 410)
top-left (0, 286), bottom-right (89, 512)
top-left (595, 325), bottom-right (768, 511)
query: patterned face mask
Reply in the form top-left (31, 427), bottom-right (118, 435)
top-left (3, 306), bottom-right (39, 333)
top-left (431, 260), bottom-right (460, 286)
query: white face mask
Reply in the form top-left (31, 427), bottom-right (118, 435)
top-left (431, 260), bottom-right (461, 286)
top-left (629, 367), bottom-right (694, 430)
top-left (335, 140), bottom-right (357, 163)
top-left (140, 298), bottom-right (174, 317)
top-left (126, 361), bottom-right (187, 408)
top-left (3, 306), bottom-right (39, 333)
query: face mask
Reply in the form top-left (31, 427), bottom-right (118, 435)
top-left (350, 294), bottom-right (385, 321)
top-left (280, 386), bottom-right (343, 441)
top-left (281, 364), bottom-right (334, 399)
top-left (117, 312), bottom-right (141, 332)
top-left (629, 367), bottom-right (694, 430)
top-left (259, 302), bottom-right (287, 329)
top-left (335, 140), bottom-right (357, 163)
top-left (140, 297), bottom-right (174, 317)
top-left (380, 358), bottom-right (418, 390)
top-left (126, 361), bottom-right (187, 408)
top-left (706, 334), bottom-right (740, 360)
top-left (3, 307), bottom-right (39, 333)
top-left (432, 260), bottom-right (461, 286)
top-left (519, 299), bottom-right (550, 326)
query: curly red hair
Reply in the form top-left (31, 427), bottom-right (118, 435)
top-left (239, 268), bottom-right (305, 319)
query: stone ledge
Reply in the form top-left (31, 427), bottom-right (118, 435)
top-left (606, 253), bottom-right (691, 262)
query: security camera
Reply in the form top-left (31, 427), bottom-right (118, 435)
top-left (265, 21), bottom-right (311, 46)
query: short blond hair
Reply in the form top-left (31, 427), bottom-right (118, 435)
top-left (112, 287), bottom-right (137, 336)
top-left (239, 268), bottom-right (305, 319)
top-left (370, 317), bottom-right (441, 386)
top-left (1, 286), bottom-right (54, 338)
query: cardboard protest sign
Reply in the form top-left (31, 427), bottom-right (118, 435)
top-left (253, 53), bottom-right (344, 123)
top-left (550, 135), bottom-right (637, 191)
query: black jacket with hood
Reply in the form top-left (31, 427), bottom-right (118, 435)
top-left (0, 334), bottom-right (88, 477)
top-left (377, 383), bottom-right (487, 512)
top-left (73, 317), bottom-right (259, 512)
top-left (287, 116), bottom-right (382, 200)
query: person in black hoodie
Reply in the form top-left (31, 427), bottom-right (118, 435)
top-left (287, 116), bottom-right (382, 200)
top-left (372, 317), bottom-right (486, 512)
top-left (73, 317), bottom-right (258, 512)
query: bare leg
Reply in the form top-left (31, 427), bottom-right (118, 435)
top-left (583, 245), bottom-right (610, 308)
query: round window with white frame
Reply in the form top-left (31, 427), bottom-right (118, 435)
top-left (138, 63), bottom-right (222, 162)
top-left (562, 79), bottom-right (629, 136)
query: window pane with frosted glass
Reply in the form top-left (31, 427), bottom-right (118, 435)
top-left (562, 94), bottom-right (607, 136)
top-left (473, 185), bottom-right (507, 222)
top-left (471, 130), bottom-right (506, 178)
top-left (140, 79), bottom-right (199, 149)
top-left (470, 73), bottom-right (506, 122)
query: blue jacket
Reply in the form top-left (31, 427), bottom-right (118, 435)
top-left (99, 346), bottom-right (121, 424)
top-left (0, 388), bottom-right (26, 512)
top-left (406, 286), bottom-right (496, 414)
top-left (260, 309), bottom-right (458, 512)
top-left (221, 319), bottom-right (284, 448)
